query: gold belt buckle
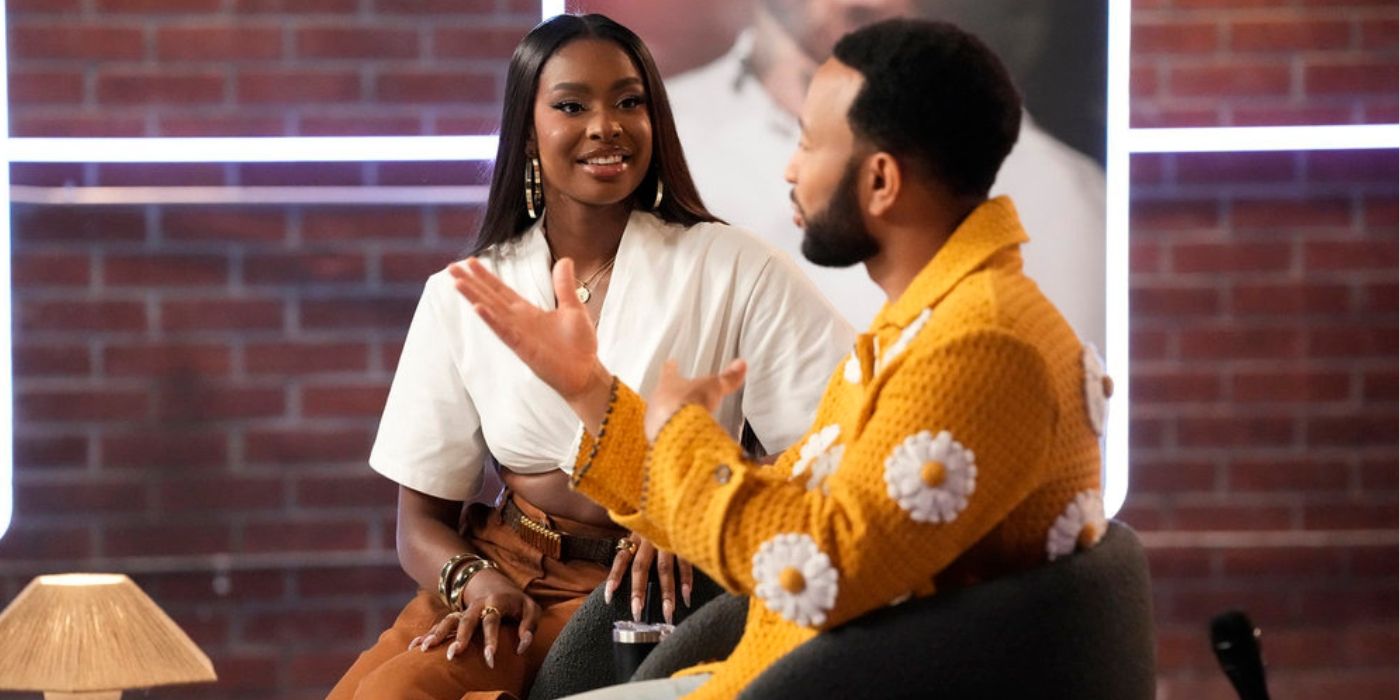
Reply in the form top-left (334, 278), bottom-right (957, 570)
top-left (517, 513), bottom-right (563, 559)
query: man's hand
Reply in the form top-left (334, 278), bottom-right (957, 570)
top-left (450, 257), bottom-right (613, 431)
top-left (643, 359), bottom-right (748, 442)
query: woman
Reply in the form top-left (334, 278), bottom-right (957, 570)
top-left (327, 14), bottom-right (851, 700)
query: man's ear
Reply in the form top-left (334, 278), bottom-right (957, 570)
top-left (864, 152), bottom-right (902, 218)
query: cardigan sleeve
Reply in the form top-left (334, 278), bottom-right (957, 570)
top-left (573, 326), bottom-right (1058, 629)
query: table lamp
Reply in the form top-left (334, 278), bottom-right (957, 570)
top-left (0, 573), bottom-right (217, 699)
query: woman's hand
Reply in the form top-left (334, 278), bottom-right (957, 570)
top-left (606, 533), bottom-right (694, 624)
top-left (450, 258), bottom-right (611, 406)
top-left (409, 568), bottom-right (541, 668)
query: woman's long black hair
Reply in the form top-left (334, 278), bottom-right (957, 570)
top-left (470, 14), bottom-right (719, 255)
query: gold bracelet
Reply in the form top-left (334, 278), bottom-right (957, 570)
top-left (448, 558), bottom-right (499, 612)
top-left (437, 553), bottom-right (483, 608)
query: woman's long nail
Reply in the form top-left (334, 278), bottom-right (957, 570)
top-left (604, 581), bottom-right (615, 605)
top-left (663, 598), bottom-right (675, 624)
top-left (484, 645), bottom-right (496, 669)
top-left (420, 634), bottom-right (436, 651)
top-left (517, 632), bottom-right (533, 655)
top-left (631, 596), bottom-right (643, 622)
top-left (408, 637), bottom-right (420, 651)
top-left (682, 584), bottom-right (692, 608)
top-left (446, 641), bottom-right (461, 661)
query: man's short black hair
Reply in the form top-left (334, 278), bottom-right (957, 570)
top-left (832, 19), bottom-right (1022, 199)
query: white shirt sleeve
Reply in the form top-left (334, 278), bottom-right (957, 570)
top-left (368, 284), bottom-right (485, 502)
top-left (736, 252), bottom-right (855, 453)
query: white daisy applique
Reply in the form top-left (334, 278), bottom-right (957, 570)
top-left (1046, 490), bottom-right (1107, 561)
top-left (751, 533), bottom-right (839, 627)
top-left (883, 429), bottom-right (977, 524)
top-left (791, 424), bottom-right (841, 491)
top-left (875, 308), bottom-right (932, 375)
top-left (1082, 344), bottom-right (1113, 436)
top-left (843, 352), bottom-right (862, 384)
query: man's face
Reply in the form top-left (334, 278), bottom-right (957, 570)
top-left (784, 59), bottom-right (880, 268)
top-left (762, 0), bottom-right (913, 61)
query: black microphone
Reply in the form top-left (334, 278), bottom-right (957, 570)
top-left (1210, 610), bottom-right (1271, 700)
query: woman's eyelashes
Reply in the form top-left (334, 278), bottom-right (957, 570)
top-left (549, 94), bottom-right (647, 115)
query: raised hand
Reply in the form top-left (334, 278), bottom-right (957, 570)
top-left (450, 258), bottom-right (611, 407)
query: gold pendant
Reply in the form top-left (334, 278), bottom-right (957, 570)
top-left (576, 285), bottom-right (591, 304)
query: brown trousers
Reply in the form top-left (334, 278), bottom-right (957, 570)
top-left (328, 496), bottom-right (622, 700)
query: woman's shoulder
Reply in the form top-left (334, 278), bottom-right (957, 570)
top-left (647, 213), bottom-right (787, 268)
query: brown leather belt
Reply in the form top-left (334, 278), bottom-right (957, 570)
top-left (502, 498), bottom-right (624, 566)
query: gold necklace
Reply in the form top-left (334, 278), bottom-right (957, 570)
top-left (546, 244), bottom-right (617, 304)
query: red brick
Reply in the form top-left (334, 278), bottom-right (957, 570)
top-left (10, 71), bottom-right (84, 103)
top-left (1167, 585), bottom-right (1294, 626)
top-left (105, 343), bottom-right (232, 377)
top-left (1220, 548), bottom-right (1349, 578)
top-left (377, 161), bottom-right (490, 186)
top-left (1226, 458), bottom-right (1351, 492)
top-left (156, 385), bottom-right (287, 422)
top-left (1173, 503), bottom-right (1296, 531)
top-left (375, 70), bottom-right (497, 104)
top-left (20, 300), bottom-right (146, 333)
top-left (1130, 241), bottom-right (1163, 274)
top-left (96, 71), bottom-right (227, 105)
top-left (13, 251), bottom-right (91, 288)
top-left (1174, 152), bottom-right (1298, 185)
top-left (238, 70), bottom-right (362, 104)
top-left (1172, 242), bottom-right (1292, 274)
top-left (433, 26), bottom-right (533, 59)
top-left (1133, 371), bottom-right (1222, 403)
top-left (1305, 413), bottom-right (1397, 446)
top-left (244, 252), bottom-right (368, 285)
top-left (244, 607), bottom-right (367, 644)
top-left (1302, 500), bottom-right (1397, 529)
top-left (105, 523), bottom-right (232, 557)
top-left (161, 299), bottom-right (284, 332)
top-left (1131, 285), bottom-right (1222, 317)
top-left (242, 520), bottom-right (369, 552)
top-left (382, 250), bottom-right (461, 283)
top-left (299, 113), bottom-right (425, 136)
top-left (1130, 198), bottom-right (1221, 232)
top-left (432, 113), bottom-right (500, 135)
top-left (244, 341), bottom-right (371, 375)
top-left (141, 569), bottom-right (285, 601)
top-left (15, 481), bottom-right (148, 517)
top-left (1229, 283), bottom-right (1351, 316)
top-left (1172, 0), bottom-right (1288, 6)
top-left (14, 343), bottom-right (91, 377)
top-left (14, 434), bottom-right (88, 468)
top-left (161, 208), bottom-right (289, 243)
top-left (437, 204), bottom-right (488, 234)
top-left (1305, 61), bottom-right (1399, 95)
top-left (9, 0), bottom-right (82, 11)
top-left (298, 564), bottom-right (408, 597)
top-left (1130, 459), bottom-right (1218, 494)
top-left (297, 27), bottom-right (419, 59)
top-left (1306, 324), bottom-right (1397, 358)
top-left (300, 297), bottom-right (418, 330)
top-left (1229, 104), bottom-right (1355, 126)
top-left (301, 208), bottom-right (424, 242)
top-left (19, 389), bottom-right (148, 422)
top-left (157, 26), bottom-right (284, 61)
top-left (1177, 415), bottom-right (1297, 448)
top-left (97, 163), bottom-right (228, 187)
top-left (102, 430), bottom-right (229, 469)
top-left (1169, 63), bottom-right (1291, 99)
top-left (1231, 197), bottom-right (1352, 229)
top-left (0, 526), bottom-right (92, 560)
top-left (1298, 583), bottom-right (1397, 623)
top-left (158, 114), bottom-right (287, 137)
top-left (1306, 150), bottom-right (1399, 184)
top-left (1129, 415), bottom-right (1168, 449)
top-left (105, 254), bottom-right (229, 287)
top-left (154, 476), bottom-right (284, 512)
top-left (1232, 370), bottom-right (1351, 402)
top-left (294, 474), bottom-right (396, 508)
top-left (94, 0), bottom-right (222, 10)
top-left (235, 0), bottom-right (358, 11)
top-left (1364, 98), bottom-right (1399, 122)
top-left (11, 163), bottom-right (86, 187)
top-left (14, 206), bottom-right (147, 243)
top-left (10, 114), bottom-right (147, 137)
top-left (380, 339), bottom-right (407, 371)
top-left (244, 427), bottom-right (373, 464)
top-left (374, 0), bottom-right (494, 13)
top-left (302, 385), bottom-right (390, 418)
top-left (1349, 547), bottom-right (1399, 578)
top-left (1362, 369), bottom-right (1397, 400)
top-left (1364, 196), bottom-right (1398, 227)
top-left (238, 162), bottom-right (366, 187)
top-left (1359, 18), bottom-right (1399, 50)
top-left (1133, 21), bottom-right (1218, 54)
top-left (1231, 20), bottom-right (1352, 51)
top-left (1130, 329), bottom-right (1170, 360)
top-left (1129, 153), bottom-right (1166, 186)
top-left (9, 25), bottom-right (144, 60)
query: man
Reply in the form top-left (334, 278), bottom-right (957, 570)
top-left (667, 0), bottom-right (1107, 347)
top-left (453, 19), bottom-right (1108, 699)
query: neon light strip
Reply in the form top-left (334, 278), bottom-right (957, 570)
top-left (9, 185), bottom-right (490, 206)
top-left (1129, 124), bottom-right (1400, 153)
top-left (6, 136), bottom-right (499, 163)
top-left (0, 0), bottom-right (13, 541)
top-left (541, 0), bottom-right (565, 19)
top-left (1103, 0), bottom-right (1131, 518)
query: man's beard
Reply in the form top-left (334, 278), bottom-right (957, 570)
top-left (799, 162), bottom-right (880, 268)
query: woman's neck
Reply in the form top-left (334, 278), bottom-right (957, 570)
top-left (541, 196), bottom-right (630, 270)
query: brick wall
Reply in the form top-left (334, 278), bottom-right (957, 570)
top-left (2, 1), bottom-right (1396, 699)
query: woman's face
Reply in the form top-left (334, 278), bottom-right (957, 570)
top-left (531, 39), bottom-right (654, 211)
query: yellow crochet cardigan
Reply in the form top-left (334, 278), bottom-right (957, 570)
top-left (572, 196), bottom-right (1106, 699)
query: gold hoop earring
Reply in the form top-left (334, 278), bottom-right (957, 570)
top-left (652, 178), bottom-right (664, 210)
top-left (525, 156), bottom-right (543, 219)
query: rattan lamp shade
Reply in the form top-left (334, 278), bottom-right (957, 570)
top-left (0, 574), bottom-right (217, 698)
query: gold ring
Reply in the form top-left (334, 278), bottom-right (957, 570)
top-left (480, 605), bottom-right (501, 620)
top-left (616, 538), bottom-right (637, 554)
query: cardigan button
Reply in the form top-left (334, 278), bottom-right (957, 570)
top-left (714, 464), bottom-right (732, 484)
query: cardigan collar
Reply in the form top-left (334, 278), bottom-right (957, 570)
top-left (872, 195), bottom-right (1029, 330)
